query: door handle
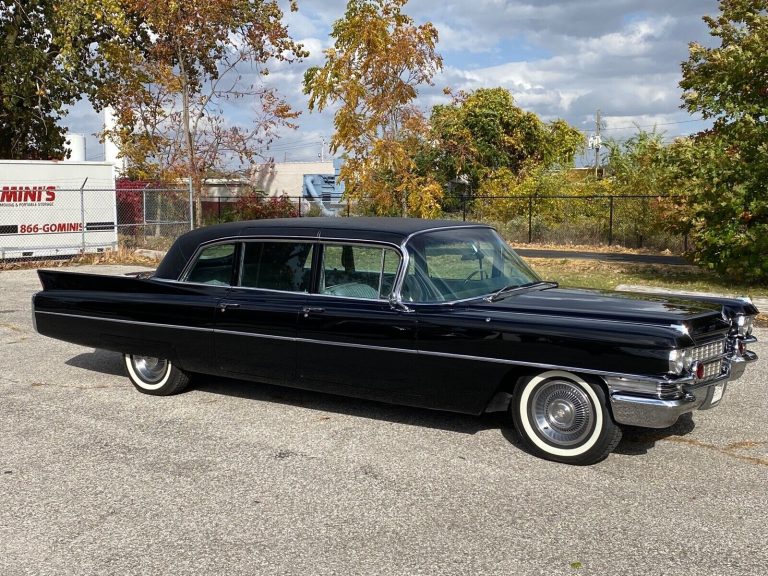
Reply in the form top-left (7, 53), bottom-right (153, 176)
top-left (301, 306), bottom-right (325, 317)
top-left (218, 302), bottom-right (240, 312)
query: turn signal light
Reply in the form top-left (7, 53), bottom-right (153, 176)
top-left (692, 362), bottom-right (705, 380)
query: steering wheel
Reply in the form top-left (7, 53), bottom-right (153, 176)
top-left (463, 270), bottom-right (485, 286)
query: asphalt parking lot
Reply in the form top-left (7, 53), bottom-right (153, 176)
top-left (1, 265), bottom-right (766, 576)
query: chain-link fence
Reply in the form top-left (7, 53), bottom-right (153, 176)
top-left (0, 187), bottom-right (192, 262)
top-left (445, 194), bottom-right (687, 252)
top-left (117, 188), bottom-right (191, 253)
top-left (1, 188), bottom-right (687, 263)
top-left (200, 195), bottom-right (350, 224)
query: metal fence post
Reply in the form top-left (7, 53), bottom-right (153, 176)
top-left (528, 196), bottom-right (533, 243)
top-left (79, 178), bottom-right (88, 253)
top-left (608, 196), bottom-right (614, 246)
top-left (188, 176), bottom-right (194, 230)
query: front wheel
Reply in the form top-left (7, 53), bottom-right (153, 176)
top-left (511, 370), bottom-right (621, 465)
top-left (123, 354), bottom-right (190, 396)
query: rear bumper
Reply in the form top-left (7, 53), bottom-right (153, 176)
top-left (606, 349), bottom-right (757, 428)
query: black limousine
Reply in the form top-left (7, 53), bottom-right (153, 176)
top-left (32, 217), bottom-right (759, 464)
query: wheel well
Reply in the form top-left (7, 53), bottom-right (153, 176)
top-left (483, 366), bottom-right (610, 413)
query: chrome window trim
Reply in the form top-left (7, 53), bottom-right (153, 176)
top-left (401, 224), bottom-right (494, 244)
top-left (238, 239), bottom-right (315, 293)
top-left (319, 241), bottom-right (403, 301)
top-left (177, 234), bottom-right (407, 300)
top-left (395, 225), bottom-right (543, 306)
top-left (179, 237), bottom-right (241, 283)
top-left (34, 309), bottom-right (686, 384)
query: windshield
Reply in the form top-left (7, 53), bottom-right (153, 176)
top-left (401, 227), bottom-right (541, 303)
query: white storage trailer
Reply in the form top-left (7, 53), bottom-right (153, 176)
top-left (0, 160), bottom-right (117, 259)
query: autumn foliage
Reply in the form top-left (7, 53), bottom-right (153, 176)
top-left (304, 0), bottom-right (444, 217)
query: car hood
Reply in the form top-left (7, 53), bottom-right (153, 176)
top-left (468, 286), bottom-right (725, 325)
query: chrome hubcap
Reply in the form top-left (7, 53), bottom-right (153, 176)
top-left (530, 379), bottom-right (595, 446)
top-left (132, 356), bottom-right (168, 384)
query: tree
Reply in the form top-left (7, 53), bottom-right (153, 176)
top-left (303, 0), bottom-right (443, 217)
top-left (602, 130), bottom-right (680, 246)
top-left (108, 0), bottom-right (307, 225)
top-left (679, 0), bottom-right (768, 282)
top-left (429, 87), bottom-right (583, 208)
top-left (0, 0), bottom-right (137, 159)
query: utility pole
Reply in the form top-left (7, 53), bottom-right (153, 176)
top-left (320, 137), bottom-right (326, 162)
top-left (594, 109), bottom-right (602, 178)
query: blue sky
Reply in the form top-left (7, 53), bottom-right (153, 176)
top-left (66, 0), bottom-right (720, 166)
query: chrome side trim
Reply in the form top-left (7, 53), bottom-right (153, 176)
top-left (34, 310), bottom-right (215, 334)
top-left (213, 329), bottom-right (419, 355)
top-left (33, 310), bottom-right (688, 385)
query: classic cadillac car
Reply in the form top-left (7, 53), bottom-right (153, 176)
top-left (32, 217), bottom-right (759, 464)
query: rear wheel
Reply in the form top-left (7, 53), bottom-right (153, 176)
top-left (511, 370), bottom-right (621, 465)
top-left (123, 354), bottom-right (190, 396)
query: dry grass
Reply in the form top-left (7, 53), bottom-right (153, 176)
top-left (512, 241), bottom-right (682, 256)
top-left (0, 248), bottom-right (160, 271)
top-left (526, 258), bottom-right (768, 297)
top-left (527, 257), bottom-right (768, 298)
top-left (528, 257), bottom-right (768, 326)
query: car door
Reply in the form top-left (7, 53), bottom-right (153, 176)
top-left (296, 242), bottom-right (420, 404)
top-left (214, 239), bottom-right (314, 386)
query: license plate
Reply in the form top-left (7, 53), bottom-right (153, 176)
top-left (711, 383), bottom-right (725, 404)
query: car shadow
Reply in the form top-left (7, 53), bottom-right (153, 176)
top-left (497, 414), bottom-right (697, 461)
top-left (66, 349), bottom-right (125, 377)
top-left (64, 350), bottom-right (692, 454)
top-left (613, 412), bottom-right (697, 455)
top-left (192, 374), bottom-right (506, 436)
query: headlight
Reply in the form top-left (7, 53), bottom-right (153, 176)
top-left (668, 349), bottom-right (690, 375)
top-left (736, 315), bottom-right (754, 337)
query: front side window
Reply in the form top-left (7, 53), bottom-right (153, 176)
top-left (240, 241), bottom-right (314, 292)
top-left (403, 227), bottom-right (540, 302)
top-left (184, 243), bottom-right (236, 286)
top-left (320, 243), bottom-right (401, 300)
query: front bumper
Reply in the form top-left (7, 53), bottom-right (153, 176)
top-left (606, 346), bottom-right (757, 428)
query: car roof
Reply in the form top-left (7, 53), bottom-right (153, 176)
top-left (154, 217), bottom-right (488, 280)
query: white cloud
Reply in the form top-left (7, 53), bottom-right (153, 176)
top-left (65, 0), bottom-right (720, 162)
top-left (432, 22), bottom-right (498, 54)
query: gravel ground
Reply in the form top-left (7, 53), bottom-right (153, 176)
top-left (1, 265), bottom-right (766, 576)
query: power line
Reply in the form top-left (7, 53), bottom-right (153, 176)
top-left (265, 135), bottom-right (330, 151)
top-left (593, 118), bottom-right (705, 132)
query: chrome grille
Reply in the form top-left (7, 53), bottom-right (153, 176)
top-left (701, 360), bottom-right (724, 380)
top-left (691, 339), bottom-right (725, 363)
top-left (657, 381), bottom-right (683, 399)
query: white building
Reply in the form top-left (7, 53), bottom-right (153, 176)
top-left (250, 160), bottom-right (336, 199)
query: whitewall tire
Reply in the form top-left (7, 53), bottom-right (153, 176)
top-left (123, 354), bottom-right (190, 396)
top-left (511, 370), bottom-right (621, 465)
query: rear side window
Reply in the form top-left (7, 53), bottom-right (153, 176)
top-left (185, 243), bottom-right (236, 286)
top-left (320, 243), bottom-right (401, 299)
top-left (240, 241), bottom-right (314, 292)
